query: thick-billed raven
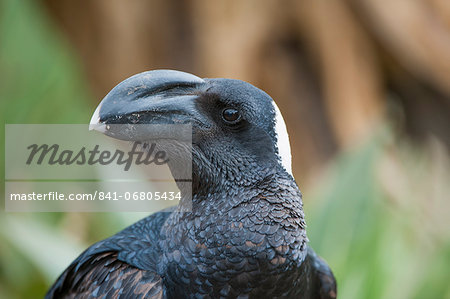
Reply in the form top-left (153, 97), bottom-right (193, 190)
top-left (46, 70), bottom-right (336, 298)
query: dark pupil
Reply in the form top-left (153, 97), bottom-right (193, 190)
top-left (223, 108), bottom-right (240, 122)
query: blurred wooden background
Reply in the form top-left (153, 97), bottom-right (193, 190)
top-left (42, 0), bottom-right (450, 181)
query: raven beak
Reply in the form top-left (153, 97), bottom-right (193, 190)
top-left (89, 70), bottom-right (205, 141)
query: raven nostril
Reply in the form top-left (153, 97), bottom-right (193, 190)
top-left (128, 113), bottom-right (141, 124)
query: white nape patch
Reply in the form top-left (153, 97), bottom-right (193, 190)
top-left (89, 101), bottom-right (106, 132)
top-left (272, 102), bottom-right (292, 176)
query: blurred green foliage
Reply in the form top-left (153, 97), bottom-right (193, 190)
top-left (0, 0), bottom-right (449, 298)
top-left (305, 138), bottom-right (450, 299)
top-left (0, 0), bottom-right (146, 297)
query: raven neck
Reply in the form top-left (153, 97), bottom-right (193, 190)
top-left (161, 169), bottom-right (308, 276)
top-left (173, 169), bottom-right (305, 227)
top-left (189, 163), bottom-right (290, 199)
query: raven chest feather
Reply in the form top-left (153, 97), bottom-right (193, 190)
top-left (160, 182), bottom-right (308, 297)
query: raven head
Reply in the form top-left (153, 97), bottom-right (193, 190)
top-left (90, 70), bottom-right (292, 194)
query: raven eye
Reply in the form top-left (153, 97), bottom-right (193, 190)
top-left (222, 108), bottom-right (241, 123)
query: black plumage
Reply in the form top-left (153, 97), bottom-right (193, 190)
top-left (46, 70), bottom-right (336, 298)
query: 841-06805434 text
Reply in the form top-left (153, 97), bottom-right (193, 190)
top-left (9, 191), bottom-right (182, 201)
